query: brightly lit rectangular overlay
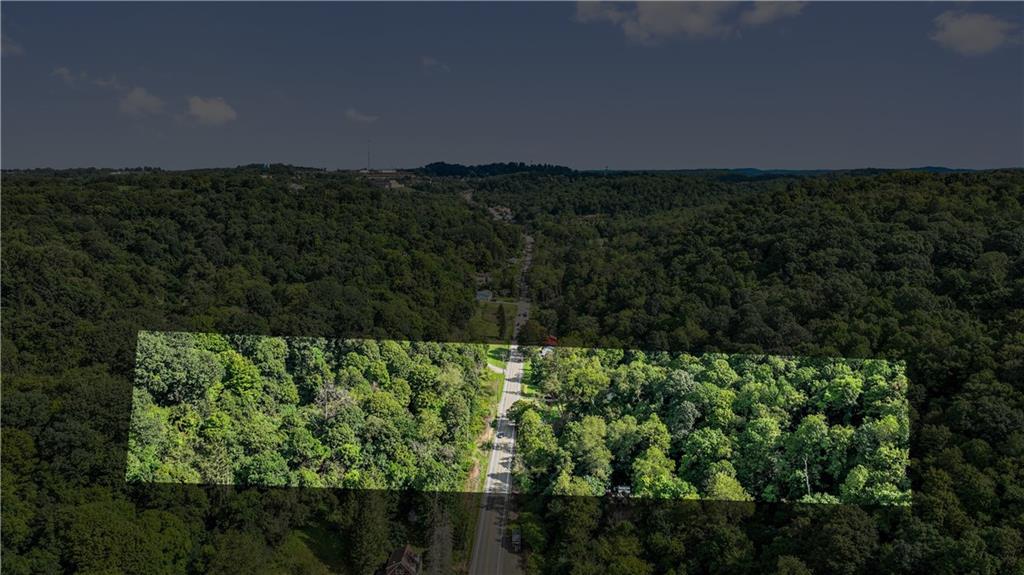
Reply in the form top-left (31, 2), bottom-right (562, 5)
top-left (128, 331), bottom-right (910, 504)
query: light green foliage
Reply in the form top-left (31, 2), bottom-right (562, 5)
top-left (563, 415), bottom-right (614, 487)
top-left (135, 331), bottom-right (225, 405)
top-left (706, 472), bottom-right (754, 502)
top-left (564, 358), bottom-right (611, 408)
top-left (515, 349), bottom-right (910, 504)
top-left (126, 332), bottom-right (490, 491)
top-left (682, 427), bottom-right (734, 488)
top-left (632, 446), bottom-right (696, 499)
top-left (517, 409), bottom-right (559, 491)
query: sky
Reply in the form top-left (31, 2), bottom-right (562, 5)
top-left (2, 2), bottom-right (1022, 170)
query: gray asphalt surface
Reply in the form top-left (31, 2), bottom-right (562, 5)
top-left (469, 235), bottom-right (532, 575)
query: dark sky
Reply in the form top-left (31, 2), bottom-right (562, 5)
top-left (2, 2), bottom-right (1022, 170)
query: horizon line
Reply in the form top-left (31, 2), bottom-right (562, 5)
top-left (3, 163), bottom-right (1021, 174)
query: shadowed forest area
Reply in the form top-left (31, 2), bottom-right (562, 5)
top-left (2, 168), bottom-right (520, 574)
top-left (482, 169), bottom-right (1023, 573)
top-left (2, 167), bottom-right (1023, 574)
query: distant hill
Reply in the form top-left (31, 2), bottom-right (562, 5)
top-left (572, 166), bottom-right (982, 183)
top-left (414, 162), bottom-right (574, 177)
top-left (733, 166), bottom-right (977, 175)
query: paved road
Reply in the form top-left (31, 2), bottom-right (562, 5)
top-left (469, 345), bottom-right (524, 575)
top-left (469, 234), bottom-right (532, 575)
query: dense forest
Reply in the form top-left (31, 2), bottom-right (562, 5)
top-left (129, 332), bottom-right (491, 491)
top-left (513, 349), bottom-right (910, 505)
top-left (477, 169), bottom-right (1024, 574)
top-left (1, 168), bottom-right (517, 574)
top-left (3, 167), bottom-right (519, 374)
top-left (2, 167), bottom-right (1023, 574)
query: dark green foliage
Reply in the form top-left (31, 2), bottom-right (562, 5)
top-left (2, 169), bottom-right (519, 376)
top-left (1, 169), bottom-right (517, 573)
top-left (480, 170), bottom-right (1024, 573)
top-left (3, 167), bottom-right (1023, 573)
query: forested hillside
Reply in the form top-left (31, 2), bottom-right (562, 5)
top-left (1, 168), bottom-right (517, 574)
top-left (2, 168), bottom-right (1022, 574)
top-left (476, 170), bottom-right (1024, 574)
top-left (513, 349), bottom-right (910, 505)
top-left (3, 168), bottom-right (518, 374)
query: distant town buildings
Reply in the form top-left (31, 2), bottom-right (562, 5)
top-left (359, 170), bottom-right (411, 190)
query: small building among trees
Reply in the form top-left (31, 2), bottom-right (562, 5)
top-left (381, 545), bottom-right (421, 575)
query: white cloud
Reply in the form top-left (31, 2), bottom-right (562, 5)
top-left (120, 86), bottom-right (165, 117)
top-left (576, 1), bottom-right (629, 26)
top-left (575, 1), bottom-right (805, 43)
top-left (631, 2), bottom-right (735, 41)
top-left (931, 11), bottom-right (1018, 56)
top-left (1, 34), bottom-right (23, 56)
top-left (52, 67), bottom-right (120, 90)
top-left (49, 66), bottom-right (169, 119)
top-left (739, 2), bottom-right (805, 28)
top-left (187, 96), bottom-right (238, 125)
top-left (345, 107), bottom-right (379, 124)
top-left (51, 66), bottom-right (76, 86)
top-left (421, 55), bottom-right (451, 73)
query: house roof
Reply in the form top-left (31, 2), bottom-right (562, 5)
top-left (385, 545), bottom-right (419, 574)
